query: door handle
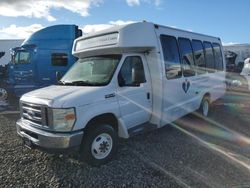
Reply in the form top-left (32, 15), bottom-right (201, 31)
top-left (147, 92), bottom-right (150, 100)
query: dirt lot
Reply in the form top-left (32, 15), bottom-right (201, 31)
top-left (0, 91), bottom-right (250, 188)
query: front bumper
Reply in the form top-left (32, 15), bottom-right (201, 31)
top-left (16, 119), bottom-right (83, 152)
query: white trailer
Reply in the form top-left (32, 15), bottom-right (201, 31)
top-left (224, 44), bottom-right (250, 64)
top-left (0, 39), bottom-right (24, 66)
top-left (16, 22), bottom-right (226, 165)
top-left (224, 44), bottom-right (250, 72)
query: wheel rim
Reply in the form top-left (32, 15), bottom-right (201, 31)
top-left (91, 133), bottom-right (113, 160)
top-left (203, 100), bottom-right (209, 116)
top-left (0, 88), bottom-right (7, 100)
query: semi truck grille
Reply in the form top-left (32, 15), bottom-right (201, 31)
top-left (21, 102), bottom-right (48, 127)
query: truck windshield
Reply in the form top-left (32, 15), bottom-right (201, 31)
top-left (59, 55), bottom-right (122, 86)
top-left (12, 50), bottom-right (30, 64)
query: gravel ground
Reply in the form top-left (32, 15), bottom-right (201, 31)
top-left (0, 91), bottom-right (250, 188)
top-left (0, 114), bottom-right (182, 188)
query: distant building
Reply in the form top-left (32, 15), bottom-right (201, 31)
top-left (0, 39), bottom-right (24, 66)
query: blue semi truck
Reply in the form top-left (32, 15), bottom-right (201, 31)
top-left (1, 24), bottom-right (82, 97)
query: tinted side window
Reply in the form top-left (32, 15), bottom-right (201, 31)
top-left (212, 43), bottom-right (223, 71)
top-left (203, 42), bottom-right (215, 72)
top-left (192, 40), bottom-right (206, 74)
top-left (160, 35), bottom-right (182, 79)
top-left (52, 53), bottom-right (68, 66)
top-left (118, 56), bottom-right (146, 87)
top-left (178, 38), bottom-right (196, 77)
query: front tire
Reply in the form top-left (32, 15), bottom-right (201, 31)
top-left (80, 124), bottom-right (117, 166)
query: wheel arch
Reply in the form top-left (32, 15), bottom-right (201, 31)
top-left (83, 113), bottom-right (128, 138)
top-left (203, 92), bottom-right (211, 102)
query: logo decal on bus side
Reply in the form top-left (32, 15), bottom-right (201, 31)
top-left (182, 79), bottom-right (190, 93)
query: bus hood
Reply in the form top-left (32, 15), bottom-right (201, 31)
top-left (21, 85), bottom-right (115, 108)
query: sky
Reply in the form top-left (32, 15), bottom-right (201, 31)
top-left (0, 0), bottom-right (249, 45)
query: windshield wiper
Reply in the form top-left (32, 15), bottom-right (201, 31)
top-left (57, 80), bottom-right (66, 85)
top-left (57, 80), bottom-right (74, 85)
top-left (58, 80), bottom-right (103, 86)
top-left (57, 80), bottom-right (77, 86)
top-left (72, 80), bottom-right (104, 86)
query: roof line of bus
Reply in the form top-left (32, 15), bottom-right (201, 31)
top-left (154, 23), bottom-right (221, 40)
top-left (77, 21), bottom-right (221, 42)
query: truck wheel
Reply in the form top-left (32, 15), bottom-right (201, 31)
top-left (199, 97), bottom-right (210, 117)
top-left (0, 88), bottom-right (8, 101)
top-left (80, 124), bottom-right (117, 166)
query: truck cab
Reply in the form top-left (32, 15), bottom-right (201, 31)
top-left (5, 25), bottom-right (82, 97)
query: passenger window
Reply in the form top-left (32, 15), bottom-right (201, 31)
top-left (118, 56), bottom-right (146, 87)
top-left (160, 35), bottom-right (182, 79)
top-left (51, 53), bottom-right (68, 66)
top-left (192, 40), bottom-right (206, 74)
top-left (178, 38), bottom-right (196, 77)
top-left (203, 42), bottom-right (215, 72)
top-left (212, 43), bottom-right (223, 71)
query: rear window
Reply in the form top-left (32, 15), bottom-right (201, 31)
top-left (212, 43), bottom-right (223, 71)
top-left (192, 40), bottom-right (206, 74)
top-left (203, 42), bottom-right (215, 72)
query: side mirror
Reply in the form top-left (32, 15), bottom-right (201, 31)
top-left (56, 71), bottom-right (63, 82)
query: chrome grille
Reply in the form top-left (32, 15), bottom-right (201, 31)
top-left (21, 102), bottom-right (47, 127)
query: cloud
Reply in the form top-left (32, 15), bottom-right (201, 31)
top-left (109, 20), bottom-right (135, 25)
top-left (222, 42), bottom-right (239, 46)
top-left (126, 0), bottom-right (140, 6)
top-left (126, 0), bottom-right (161, 6)
top-left (0, 0), bottom-right (161, 21)
top-left (0, 0), bottom-right (102, 21)
top-left (81, 20), bottom-right (136, 34)
top-left (154, 0), bottom-right (161, 6)
top-left (0, 24), bottom-right (44, 39)
top-left (0, 20), bottom-right (135, 39)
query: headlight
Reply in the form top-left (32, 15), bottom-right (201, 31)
top-left (49, 108), bottom-right (76, 131)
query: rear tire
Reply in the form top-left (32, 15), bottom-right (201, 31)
top-left (199, 96), bottom-right (210, 117)
top-left (80, 124), bottom-right (117, 166)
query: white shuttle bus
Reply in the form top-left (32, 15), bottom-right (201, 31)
top-left (16, 22), bottom-right (226, 165)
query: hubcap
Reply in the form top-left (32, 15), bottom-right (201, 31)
top-left (91, 133), bottom-right (113, 160)
top-left (203, 100), bottom-right (209, 116)
top-left (0, 88), bottom-right (7, 101)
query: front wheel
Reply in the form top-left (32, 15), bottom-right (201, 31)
top-left (199, 97), bottom-right (210, 117)
top-left (80, 124), bottom-right (117, 166)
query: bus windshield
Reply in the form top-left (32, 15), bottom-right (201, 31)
top-left (59, 55), bottom-right (122, 86)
